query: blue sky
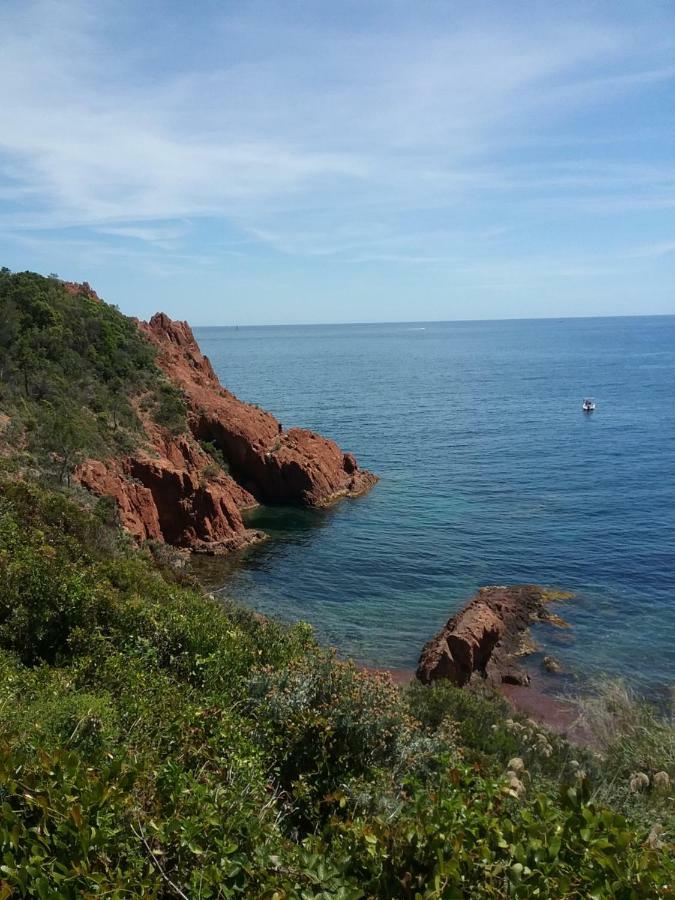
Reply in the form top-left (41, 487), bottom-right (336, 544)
top-left (1, 0), bottom-right (674, 324)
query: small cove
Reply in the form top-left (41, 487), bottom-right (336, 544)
top-left (192, 316), bottom-right (675, 695)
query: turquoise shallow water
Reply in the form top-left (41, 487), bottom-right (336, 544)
top-left (194, 317), bottom-right (675, 691)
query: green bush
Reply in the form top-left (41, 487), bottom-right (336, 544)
top-left (0, 475), bottom-right (671, 897)
top-left (0, 268), bottom-right (188, 467)
top-left (0, 745), bottom-right (160, 896)
top-left (247, 655), bottom-right (441, 830)
top-left (151, 383), bottom-right (187, 434)
top-left (200, 438), bottom-right (230, 473)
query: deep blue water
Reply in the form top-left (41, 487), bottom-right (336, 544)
top-left (194, 317), bottom-right (675, 692)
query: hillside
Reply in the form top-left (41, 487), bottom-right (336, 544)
top-left (0, 269), bottom-right (376, 553)
top-left (0, 269), bottom-right (672, 897)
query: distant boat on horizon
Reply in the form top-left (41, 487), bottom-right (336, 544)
top-left (582, 397), bottom-right (596, 412)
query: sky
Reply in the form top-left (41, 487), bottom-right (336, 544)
top-left (1, 0), bottom-right (674, 324)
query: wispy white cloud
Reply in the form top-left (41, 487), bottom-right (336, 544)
top-left (1, 0), bottom-right (674, 293)
top-left (629, 239), bottom-right (675, 259)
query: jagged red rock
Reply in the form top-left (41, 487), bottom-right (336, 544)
top-left (77, 436), bottom-right (261, 553)
top-left (139, 313), bottom-right (378, 506)
top-left (416, 585), bottom-right (563, 688)
top-left (76, 311), bottom-right (376, 553)
top-left (61, 281), bottom-right (100, 301)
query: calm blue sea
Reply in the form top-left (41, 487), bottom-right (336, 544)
top-left (194, 317), bottom-right (675, 692)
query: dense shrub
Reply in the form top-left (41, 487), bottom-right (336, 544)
top-left (0, 268), bottom-right (187, 469)
top-left (150, 383), bottom-right (188, 434)
top-left (0, 476), bottom-right (671, 897)
top-left (200, 438), bottom-right (231, 473)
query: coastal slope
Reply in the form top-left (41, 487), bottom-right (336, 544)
top-left (0, 269), bottom-right (671, 897)
top-left (78, 312), bottom-right (377, 552)
top-left (0, 271), bottom-right (375, 554)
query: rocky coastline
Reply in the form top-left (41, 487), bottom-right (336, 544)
top-left (62, 293), bottom-right (591, 739)
top-left (76, 313), bottom-right (377, 553)
top-left (416, 584), bottom-right (572, 689)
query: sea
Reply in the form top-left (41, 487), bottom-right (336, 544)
top-left (193, 316), bottom-right (675, 695)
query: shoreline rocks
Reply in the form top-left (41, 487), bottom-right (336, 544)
top-left (416, 585), bottom-right (571, 688)
top-left (76, 312), bottom-right (377, 553)
top-left (140, 313), bottom-right (378, 508)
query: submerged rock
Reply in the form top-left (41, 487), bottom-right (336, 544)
top-left (514, 628), bottom-right (541, 658)
top-left (542, 655), bottom-right (563, 674)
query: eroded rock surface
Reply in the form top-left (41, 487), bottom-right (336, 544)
top-left (416, 585), bottom-right (569, 688)
top-left (77, 434), bottom-right (261, 553)
top-left (140, 313), bottom-right (378, 506)
top-left (76, 312), bottom-right (376, 553)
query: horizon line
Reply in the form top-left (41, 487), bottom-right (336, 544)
top-left (191, 311), bottom-right (675, 329)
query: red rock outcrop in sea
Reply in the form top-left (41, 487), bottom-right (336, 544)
top-left (416, 585), bottom-right (569, 688)
top-left (139, 313), bottom-right (378, 506)
top-left (76, 312), bottom-right (376, 553)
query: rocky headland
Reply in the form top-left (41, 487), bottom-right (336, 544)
top-left (77, 313), bottom-right (377, 553)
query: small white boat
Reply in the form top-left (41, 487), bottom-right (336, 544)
top-left (582, 398), bottom-right (596, 412)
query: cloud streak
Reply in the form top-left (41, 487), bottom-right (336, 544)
top-left (0, 0), bottom-right (674, 320)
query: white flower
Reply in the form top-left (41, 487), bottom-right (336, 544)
top-left (508, 757), bottom-right (525, 774)
top-left (652, 771), bottom-right (670, 791)
top-left (507, 774), bottom-right (526, 799)
top-left (629, 772), bottom-right (650, 793)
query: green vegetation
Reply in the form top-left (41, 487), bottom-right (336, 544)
top-left (0, 268), bottom-right (672, 896)
top-left (575, 679), bottom-right (675, 826)
top-left (0, 476), bottom-right (671, 898)
top-left (200, 439), bottom-right (230, 474)
top-left (0, 268), bottom-right (187, 477)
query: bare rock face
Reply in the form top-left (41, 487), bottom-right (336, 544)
top-left (61, 280), bottom-right (100, 301)
top-left (77, 459), bottom-right (161, 542)
top-left (77, 437), bottom-right (262, 554)
top-left (139, 313), bottom-right (378, 506)
top-left (76, 311), bottom-right (376, 554)
top-left (416, 585), bottom-right (568, 688)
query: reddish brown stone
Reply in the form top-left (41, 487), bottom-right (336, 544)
top-left (77, 459), bottom-right (162, 543)
top-left (77, 448), bottom-right (262, 554)
top-left (416, 585), bottom-right (562, 687)
top-left (61, 281), bottom-right (100, 301)
top-left (139, 313), bottom-right (378, 507)
top-left (75, 310), bottom-right (376, 554)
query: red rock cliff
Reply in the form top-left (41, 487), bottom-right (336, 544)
top-left (77, 313), bottom-right (376, 554)
top-left (77, 415), bottom-right (261, 554)
top-left (416, 585), bottom-right (570, 688)
top-left (139, 313), bottom-right (378, 506)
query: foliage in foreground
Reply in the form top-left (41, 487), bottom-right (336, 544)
top-left (0, 476), bottom-right (672, 898)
